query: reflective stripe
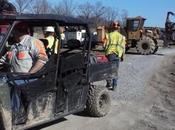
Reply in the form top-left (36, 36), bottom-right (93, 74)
top-left (107, 43), bottom-right (125, 50)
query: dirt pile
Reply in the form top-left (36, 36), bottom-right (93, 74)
top-left (132, 56), bottom-right (175, 130)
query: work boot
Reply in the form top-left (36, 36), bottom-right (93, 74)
top-left (111, 79), bottom-right (117, 91)
top-left (106, 79), bottom-right (117, 90)
top-left (106, 80), bottom-right (112, 90)
top-left (111, 84), bottom-right (117, 91)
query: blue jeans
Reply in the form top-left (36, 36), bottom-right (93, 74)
top-left (11, 79), bottom-right (37, 112)
top-left (106, 54), bottom-right (120, 90)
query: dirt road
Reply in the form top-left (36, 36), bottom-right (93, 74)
top-left (39, 47), bottom-right (175, 130)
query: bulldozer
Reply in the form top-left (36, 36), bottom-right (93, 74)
top-left (123, 16), bottom-right (159, 55)
top-left (97, 16), bottom-right (159, 55)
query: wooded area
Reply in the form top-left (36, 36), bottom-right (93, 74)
top-left (7, 0), bottom-right (128, 27)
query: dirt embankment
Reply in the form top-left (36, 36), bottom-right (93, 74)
top-left (132, 56), bottom-right (175, 130)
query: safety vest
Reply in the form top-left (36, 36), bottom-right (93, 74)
top-left (45, 35), bottom-right (59, 54)
top-left (105, 31), bottom-right (126, 58)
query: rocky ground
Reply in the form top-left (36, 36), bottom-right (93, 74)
top-left (39, 46), bottom-right (175, 130)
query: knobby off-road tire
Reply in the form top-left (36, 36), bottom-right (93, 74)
top-left (152, 40), bottom-right (159, 54)
top-left (86, 85), bottom-right (111, 117)
top-left (136, 36), bottom-right (156, 55)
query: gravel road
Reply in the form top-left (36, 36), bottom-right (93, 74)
top-left (38, 46), bottom-right (175, 130)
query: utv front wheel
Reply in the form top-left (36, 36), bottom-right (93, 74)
top-left (86, 85), bottom-right (111, 117)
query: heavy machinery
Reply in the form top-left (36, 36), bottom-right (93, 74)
top-left (97, 16), bottom-right (159, 55)
top-left (124, 16), bottom-right (159, 55)
top-left (164, 11), bottom-right (175, 45)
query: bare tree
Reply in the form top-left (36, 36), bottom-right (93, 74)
top-left (30, 0), bottom-right (51, 14)
top-left (92, 1), bottom-right (106, 27)
top-left (53, 0), bottom-right (76, 16)
top-left (104, 7), bottom-right (119, 22)
top-left (52, 4), bottom-right (64, 15)
top-left (77, 2), bottom-right (93, 20)
top-left (92, 1), bottom-right (106, 18)
top-left (12, 0), bottom-right (33, 14)
top-left (0, 0), bottom-right (7, 2)
top-left (1, 0), bottom-right (17, 14)
top-left (120, 9), bottom-right (128, 26)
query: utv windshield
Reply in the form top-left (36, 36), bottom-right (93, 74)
top-left (0, 21), bottom-right (11, 44)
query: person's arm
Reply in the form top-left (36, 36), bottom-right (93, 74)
top-left (29, 39), bottom-right (48, 74)
top-left (29, 60), bottom-right (45, 74)
top-left (103, 33), bottom-right (109, 48)
top-left (120, 36), bottom-right (126, 62)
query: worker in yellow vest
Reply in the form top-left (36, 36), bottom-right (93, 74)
top-left (104, 21), bottom-right (126, 90)
top-left (44, 26), bottom-right (59, 55)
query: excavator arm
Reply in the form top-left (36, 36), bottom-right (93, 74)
top-left (166, 11), bottom-right (175, 22)
top-left (165, 11), bottom-right (175, 42)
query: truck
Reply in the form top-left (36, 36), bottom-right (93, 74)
top-left (0, 11), bottom-right (117, 130)
top-left (65, 29), bottom-right (86, 42)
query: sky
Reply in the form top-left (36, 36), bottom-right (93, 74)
top-left (50, 0), bottom-right (175, 28)
top-left (10, 0), bottom-right (175, 27)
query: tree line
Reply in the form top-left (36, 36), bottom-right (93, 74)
top-left (8, 0), bottom-right (128, 28)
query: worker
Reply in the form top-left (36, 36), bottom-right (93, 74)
top-left (1, 22), bottom-right (48, 73)
top-left (59, 26), bottom-right (66, 47)
top-left (44, 26), bottom-right (59, 55)
top-left (0, 22), bottom-right (48, 124)
top-left (104, 21), bottom-right (126, 90)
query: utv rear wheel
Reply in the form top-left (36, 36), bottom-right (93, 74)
top-left (136, 36), bottom-right (156, 55)
top-left (86, 85), bottom-right (111, 117)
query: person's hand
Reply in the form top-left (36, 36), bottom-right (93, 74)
top-left (120, 54), bottom-right (124, 62)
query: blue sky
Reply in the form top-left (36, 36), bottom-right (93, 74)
top-left (50, 0), bottom-right (175, 27)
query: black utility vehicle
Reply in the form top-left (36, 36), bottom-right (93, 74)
top-left (0, 14), bottom-right (117, 130)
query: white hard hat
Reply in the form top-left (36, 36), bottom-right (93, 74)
top-left (45, 26), bottom-right (55, 32)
